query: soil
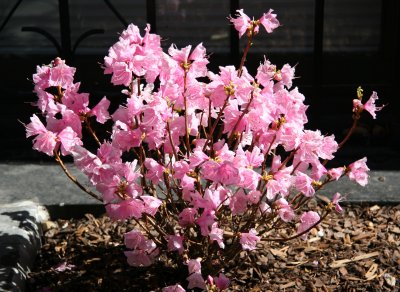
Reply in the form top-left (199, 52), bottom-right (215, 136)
top-left (27, 204), bottom-right (400, 291)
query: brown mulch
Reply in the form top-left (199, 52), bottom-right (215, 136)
top-left (27, 204), bottom-right (400, 291)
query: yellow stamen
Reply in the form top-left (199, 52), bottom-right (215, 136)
top-left (224, 82), bottom-right (235, 96)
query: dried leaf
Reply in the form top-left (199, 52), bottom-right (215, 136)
top-left (280, 281), bottom-right (296, 289)
top-left (352, 232), bottom-right (375, 242)
top-left (330, 251), bottom-right (380, 268)
top-left (270, 248), bottom-right (288, 260)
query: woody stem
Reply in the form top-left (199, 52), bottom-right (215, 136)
top-left (53, 150), bottom-right (102, 202)
top-left (238, 27), bottom-right (255, 77)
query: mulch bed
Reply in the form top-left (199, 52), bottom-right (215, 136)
top-left (27, 204), bottom-right (400, 291)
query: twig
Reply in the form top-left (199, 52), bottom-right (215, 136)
top-left (53, 150), bottom-right (102, 202)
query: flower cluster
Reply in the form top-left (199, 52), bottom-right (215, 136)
top-left (25, 8), bottom-right (384, 291)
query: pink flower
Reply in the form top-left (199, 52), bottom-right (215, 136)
top-left (213, 161), bottom-right (240, 185)
top-left (259, 9), bottom-right (280, 33)
top-left (213, 273), bottom-right (230, 291)
top-left (187, 258), bottom-right (202, 274)
top-left (187, 272), bottom-right (206, 290)
top-left (104, 24), bottom-right (162, 85)
top-left (120, 23), bottom-right (143, 43)
top-left (26, 124), bottom-right (57, 156)
top-left (363, 91), bottom-right (385, 119)
top-left (275, 198), bottom-right (295, 222)
top-left (229, 9), bottom-right (279, 38)
top-left (62, 90), bottom-right (89, 114)
top-left (71, 145), bottom-right (102, 180)
top-left (124, 250), bottom-right (153, 267)
top-left (240, 228), bottom-right (260, 251)
top-left (248, 190), bottom-right (261, 204)
top-left (111, 122), bottom-right (142, 151)
top-left (209, 223), bottom-right (225, 249)
top-left (228, 9), bottom-right (252, 38)
top-left (141, 195), bottom-right (162, 216)
top-left (172, 161), bottom-right (190, 180)
top-left (237, 167), bottom-right (261, 190)
top-left (297, 211), bottom-right (320, 240)
top-left (311, 161), bottom-right (328, 181)
top-left (186, 258), bottom-right (206, 289)
top-left (178, 208), bottom-right (198, 227)
top-left (144, 158), bottom-right (165, 184)
top-left (25, 114), bottom-right (47, 137)
top-left (266, 166), bottom-right (293, 200)
top-left (124, 230), bottom-right (159, 267)
top-left (124, 229), bottom-right (148, 250)
top-left (105, 199), bottom-right (144, 220)
top-left (256, 58), bottom-right (276, 86)
top-left (229, 189), bottom-right (249, 215)
top-left (259, 202), bottom-right (271, 215)
top-left (26, 114), bottom-right (83, 157)
top-left (328, 167), bottom-right (344, 181)
top-left (353, 98), bottom-right (363, 111)
top-left (319, 135), bottom-right (338, 160)
top-left (297, 130), bottom-right (327, 162)
top-left (348, 157), bottom-right (369, 186)
top-left (46, 109), bottom-right (82, 138)
top-left (196, 187), bottom-right (228, 211)
top-left (111, 62), bottom-right (132, 86)
top-left (57, 126), bottom-right (82, 156)
top-left (245, 146), bottom-right (264, 168)
top-left (295, 171), bottom-right (315, 197)
top-left (181, 175), bottom-right (196, 193)
top-left (25, 115), bottom-right (57, 156)
top-left (166, 234), bottom-right (184, 254)
top-left (97, 142), bottom-right (122, 165)
top-left (196, 209), bottom-right (216, 236)
top-left (168, 43), bottom-right (209, 78)
top-left (124, 229), bottom-right (158, 252)
top-left (95, 161), bottom-right (141, 202)
top-left (91, 97), bottom-right (110, 124)
top-left (49, 58), bottom-right (76, 88)
top-left (189, 147), bottom-right (209, 167)
top-left (207, 65), bottom-right (253, 107)
top-left (332, 192), bottom-right (344, 213)
top-left (279, 63), bottom-right (295, 89)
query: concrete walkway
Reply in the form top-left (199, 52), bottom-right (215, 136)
top-left (0, 163), bottom-right (399, 291)
top-left (1, 163), bottom-right (400, 205)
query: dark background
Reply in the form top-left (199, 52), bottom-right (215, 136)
top-left (1, 0), bottom-right (399, 169)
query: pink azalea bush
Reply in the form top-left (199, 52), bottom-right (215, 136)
top-left (25, 9), bottom-right (384, 290)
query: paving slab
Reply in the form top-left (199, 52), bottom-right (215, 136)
top-left (1, 163), bottom-right (399, 205)
top-left (323, 171), bottom-right (400, 204)
top-left (0, 163), bottom-right (100, 205)
top-left (0, 201), bottom-right (49, 292)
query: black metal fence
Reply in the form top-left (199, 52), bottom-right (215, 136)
top-left (1, 0), bottom-right (399, 168)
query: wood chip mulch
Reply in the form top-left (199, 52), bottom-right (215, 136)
top-left (27, 204), bottom-right (400, 291)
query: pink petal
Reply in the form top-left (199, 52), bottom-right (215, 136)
top-left (91, 97), bottom-right (111, 124)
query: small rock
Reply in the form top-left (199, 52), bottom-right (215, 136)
top-left (384, 273), bottom-right (396, 287)
top-left (41, 220), bottom-right (58, 232)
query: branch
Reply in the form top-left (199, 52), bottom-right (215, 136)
top-left (53, 151), bottom-right (102, 202)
